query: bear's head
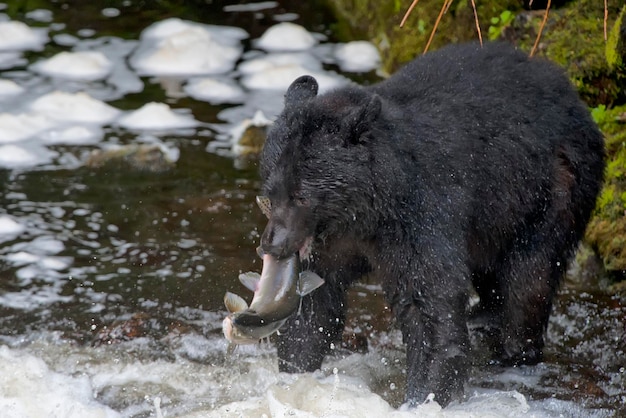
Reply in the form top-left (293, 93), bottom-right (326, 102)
top-left (258, 75), bottom-right (383, 260)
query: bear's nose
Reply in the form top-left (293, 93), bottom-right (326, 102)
top-left (260, 221), bottom-right (293, 260)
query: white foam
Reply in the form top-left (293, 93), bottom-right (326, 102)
top-left (0, 79), bottom-right (24, 96)
top-left (256, 22), bottom-right (316, 51)
top-left (184, 77), bottom-right (246, 104)
top-left (239, 52), bottom-right (346, 93)
top-left (41, 125), bottom-right (103, 145)
top-left (5, 251), bottom-right (40, 266)
top-left (117, 102), bottom-right (198, 130)
top-left (223, 1), bottom-right (279, 12)
top-left (0, 216), bottom-right (25, 238)
top-left (131, 18), bottom-right (247, 76)
top-left (0, 332), bottom-right (608, 418)
top-left (0, 52), bottom-right (26, 70)
top-left (25, 9), bottom-right (54, 23)
top-left (335, 41), bottom-right (381, 72)
top-left (32, 51), bottom-right (113, 80)
top-left (0, 21), bottom-right (48, 51)
top-left (0, 144), bottom-right (49, 168)
top-left (29, 235), bottom-right (66, 255)
top-left (30, 91), bottom-right (120, 125)
top-left (241, 63), bottom-right (345, 93)
top-left (39, 256), bottom-right (73, 271)
top-left (0, 346), bottom-right (120, 418)
top-left (239, 52), bottom-right (317, 74)
top-left (0, 113), bottom-right (55, 143)
top-left (140, 18), bottom-right (247, 43)
top-left (192, 374), bottom-right (544, 418)
top-left (0, 283), bottom-right (73, 309)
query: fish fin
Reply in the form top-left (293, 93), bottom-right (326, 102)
top-left (297, 271), bottom-right (325, 296)
top-left (224, 292), bottom-right (248, 313)
top-left (226, 342), bottom-right (238, 355)
top-left (238, 272), bottom-right (261, 292)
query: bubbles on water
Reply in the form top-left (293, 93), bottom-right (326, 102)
top-left (0, 113), bottom-right (55, 143)
top-left (184, 77), bottom-right (246, 104)
top-left (0, 7), bottom-right (382, 170)
top-left (32, 51), bottom-right (113, 81)
top-left (0, 143), bottom-right (54, 168)
top-left (102, 8), bottom-right (121, 18)
top-left (0, 345), bottom-right (120, 418)
top-left (335, 41), bottom-right (382, 73)
top-left (0, 79), bottom-right (24, 96)
top-left (117, 102), bottom-right (198, 130)
top-left (0, 21), bottom-right (48, 51)
top-left (256, 22), bottom-right (317, 51)
top-left (130, 18), bottom-right (247, 76)
top-left (0, 215), bottom-right (25, 240)
top-left (30, 91), bottom-right (120, 124)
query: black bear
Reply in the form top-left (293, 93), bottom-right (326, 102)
top-left (257, 42), bottom-right (605, 406)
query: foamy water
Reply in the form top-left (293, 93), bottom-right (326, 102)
top-left (117, 102), bottom-right (199, 130)
top-left (0, 331), bottom-right (611, 418)
top-left (32, 51), bottom-right (113, 80)
top-left (0, 12), bottom-right (377, 170)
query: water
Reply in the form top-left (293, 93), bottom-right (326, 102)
top-left (0, 1), bottom-right (624, 417)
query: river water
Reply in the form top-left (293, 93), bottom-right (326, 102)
top-left (0, 1), bottom-right (624, 417)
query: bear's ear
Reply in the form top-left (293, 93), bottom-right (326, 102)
top-left (343, 94), bottom-right (382, 145)
top-left (285, 75), bottom-right (319, 105)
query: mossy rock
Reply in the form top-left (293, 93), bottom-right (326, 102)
top-left (585, 104), bottom-right (626, 273)
top-left (511, 0), bottom-right (625, 105)
top-left (86, 144), bottom-right (177, 172)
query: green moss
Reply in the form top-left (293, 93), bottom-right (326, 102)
top-left (511, 0), bottom-right (624, 105)
top-left (586, 104), bottom-right (626, 272)
top-left (606, 5), bottom-right (626, 70)
top-left (488, 10), bottom-right (515, 41)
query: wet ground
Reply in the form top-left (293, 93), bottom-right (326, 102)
top-left (0, 1), bottom-right (625, 417)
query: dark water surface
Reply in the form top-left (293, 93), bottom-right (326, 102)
top-left (0, 1), bottom-right (625, 417)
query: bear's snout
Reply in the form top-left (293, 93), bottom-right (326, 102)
top-left (259, 206), bottom-right (313, 260)
top-left (260, 219), bottom-right (295, 259)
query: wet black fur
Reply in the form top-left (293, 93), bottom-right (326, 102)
top-left (258, 42), bottom-right (605, 406)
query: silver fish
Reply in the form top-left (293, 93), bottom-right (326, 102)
top-left (222, 253), bottom-right (324, 345)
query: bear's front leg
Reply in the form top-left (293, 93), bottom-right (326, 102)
top-left (386, 245), bottom-right (471, 407)
top-left (276, 273), bottom-right (349, 373)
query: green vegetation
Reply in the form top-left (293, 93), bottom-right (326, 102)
top-left (606, 5), bottom-right (626, 71)
top-left (586, 105), bottom-right (626, 272)
top-left (488, 10), bottom-right (514, 41)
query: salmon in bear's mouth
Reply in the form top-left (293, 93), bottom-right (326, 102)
top-left (222, 250), bottom-right (324, 345)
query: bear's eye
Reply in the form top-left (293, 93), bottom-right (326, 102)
top-left (293, 195), bottom-right (310, 207)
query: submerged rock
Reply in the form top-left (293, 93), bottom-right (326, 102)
top-left (86, 143), bottom-right (179, 172)
top-left (230, 110), bottom-right (272, 157)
